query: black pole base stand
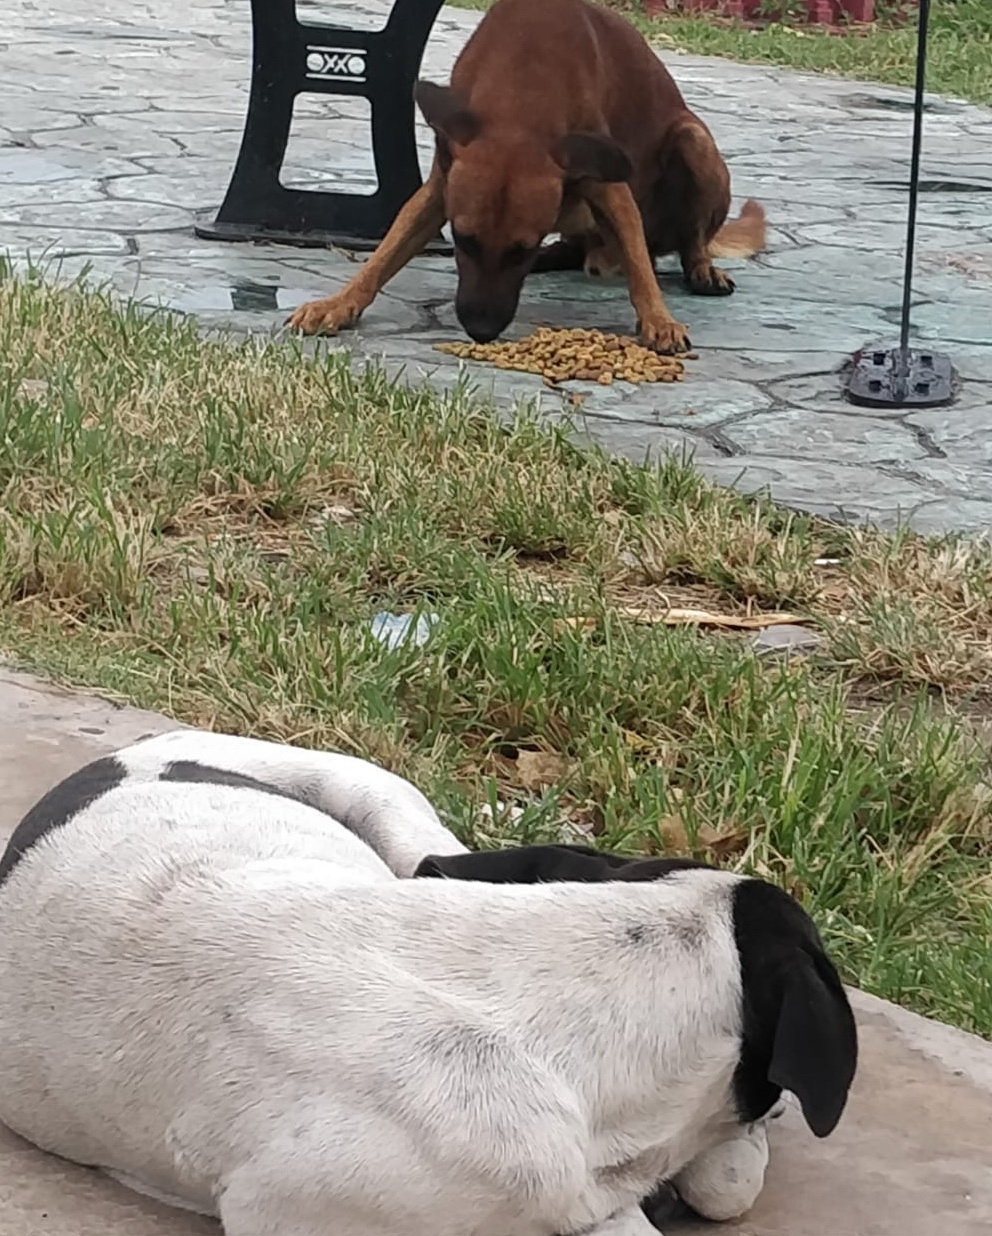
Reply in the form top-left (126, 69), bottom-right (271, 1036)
top-left (194, 0), bottom-right (451, 255)
top-left (843, 0), bottom-right (956, 412)
top-left (846, 345), bottom-right (954, 409)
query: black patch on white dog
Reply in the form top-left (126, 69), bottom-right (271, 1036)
top-left (159, 760), bottom-right (301, 803)
top-left (731, 878), bottom-right (857, 1137)
top-left (413, 844), bottom-right (712, 885)
top-left (0, 755), bottom-right (126, 886)
top-left (413, 844), bottom-right (626, 883)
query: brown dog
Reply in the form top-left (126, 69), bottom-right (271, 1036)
top-left (287, 0), bottom-right (765, 354)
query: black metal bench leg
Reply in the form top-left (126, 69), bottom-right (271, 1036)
top-left (195, 0), bottom-right (450, 253)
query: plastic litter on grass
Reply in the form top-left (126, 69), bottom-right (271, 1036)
top-left (369, 611), bottom-right (439, 650)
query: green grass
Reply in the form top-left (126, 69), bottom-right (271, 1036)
top-left (2, 265), bottom-right (992, 1038)
top-left (447, 0), bottom-right (992, 107)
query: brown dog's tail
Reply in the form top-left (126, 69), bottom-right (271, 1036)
top-left (708, 199), bottom-right (767, 259)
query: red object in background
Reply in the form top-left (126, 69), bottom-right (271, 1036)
top-left (646, 0), bottom-right (876, 22)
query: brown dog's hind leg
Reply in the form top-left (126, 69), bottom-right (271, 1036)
top-left (682, 249), bottom-right (736, 297)
top-left (660, 118), bottom-right (736, 298)
top-left (287, 172), bottom-right (446, 335)
top-left (530, 238), bottom-right (587, 274)
top-left (584, 181), bottom-right (689, 355)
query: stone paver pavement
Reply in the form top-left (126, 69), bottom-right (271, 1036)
top-left (0, 666), bottom-right (991, 1234)
top-left (2, 0), bottom-right (992, 534)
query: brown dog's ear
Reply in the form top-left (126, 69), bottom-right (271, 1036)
top-left (415, 80), bottom-right (481, 146)
top-left (554, 133), bottom-right (632, 183)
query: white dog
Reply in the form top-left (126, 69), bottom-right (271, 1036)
top-left (0, 730), bottom-right (857, 1236)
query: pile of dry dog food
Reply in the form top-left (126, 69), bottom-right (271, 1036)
top-left (434, 327), bottom-right (692, 385)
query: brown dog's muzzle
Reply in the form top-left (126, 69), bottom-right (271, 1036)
top-left (455, 286), bottom-right (524, 343)
top-left (457, 303), bottom-right (516, 344)
top-left (454, 261), bottom-right (529, 344)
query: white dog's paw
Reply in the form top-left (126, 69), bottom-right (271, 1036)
top-left (672, 1123), bottom-right (770, 1222)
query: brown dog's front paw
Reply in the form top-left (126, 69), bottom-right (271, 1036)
top-left (638, 317), bottom-right (691, 355)
top-left (286, 293), bottom-right (364, 336)
top-left (685, 264), bottom-right (736, 297)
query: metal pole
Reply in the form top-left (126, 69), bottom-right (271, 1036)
top-left (844, 0), bottom-right (953, 411)
top-left (896, 0), bottom-right (932, 398)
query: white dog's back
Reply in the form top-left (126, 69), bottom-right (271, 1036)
top-left (0, 731), bottom-right (856, 1236)
top-left (0, 783), bottom-right (740, 1232)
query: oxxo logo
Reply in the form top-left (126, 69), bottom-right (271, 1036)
top-left (305, 46), bottom-right (367, 83)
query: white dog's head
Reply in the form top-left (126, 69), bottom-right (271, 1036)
top-left (415, 844), bottom-right (857, 1220)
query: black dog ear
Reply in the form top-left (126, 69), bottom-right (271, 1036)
top-left (413, 846), bottom-right (613, 884)
top-left (413, 845), bottom-right (715, 886)
top-left (414, 852), bottom-right (525, 880)
top-left (413, 854), bottom-right (454, 878)
top-left (733, 880), bottom-right (858, 1139)
top-left (554, 133), bottom-right (632, 183)
top-left (768, 952), bottom-right (858, 1137)
top-left (415, 80), bottom-right (481, 146)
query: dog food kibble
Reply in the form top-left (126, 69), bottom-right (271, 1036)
top-left (434, 328), bottom-right (689, 385)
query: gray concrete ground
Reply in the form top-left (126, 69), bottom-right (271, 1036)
top-left (0, 666), bottom-right (991, 1234)
top-left (2, 0), bottom-right (992, 532)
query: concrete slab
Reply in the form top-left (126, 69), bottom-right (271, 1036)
top-left (705, 989), bottom-right (992, 1235)
top-left (0, 666), bottom-right (182, 827)
top-left (0, 670), bottom-right (990, 1233)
